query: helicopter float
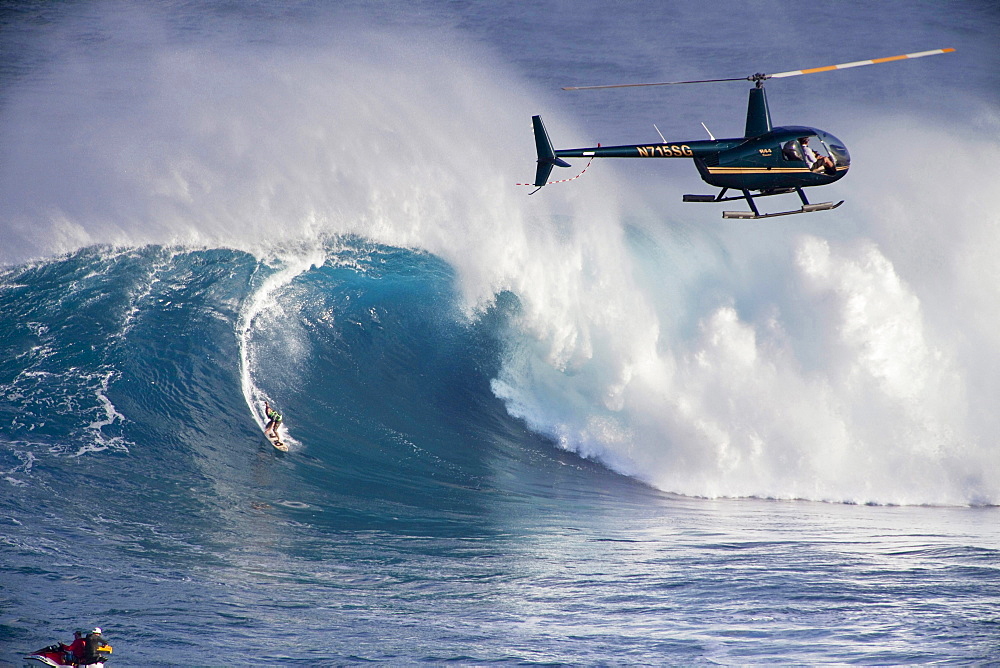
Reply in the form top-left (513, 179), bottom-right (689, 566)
top-left (530, 48), bottom-right (954, 219)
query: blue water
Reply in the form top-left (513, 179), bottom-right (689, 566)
top-left (2, 2), bottom-right (999, 664)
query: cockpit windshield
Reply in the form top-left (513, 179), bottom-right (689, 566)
top-left (817, 131), bottom-right (850, 167)
top-left (781, 132), bottom-right (850, 171)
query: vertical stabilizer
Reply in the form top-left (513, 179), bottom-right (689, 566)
top-left (531, 115), bottom-right (571, 187)
top-left (744, 86), bottom-right (772, 138)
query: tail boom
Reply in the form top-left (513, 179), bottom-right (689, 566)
top-left (529, 114), bottom-right (729, 189)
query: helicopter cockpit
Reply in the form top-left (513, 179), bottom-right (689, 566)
top-left (781, 131), bottom-right (850, 171)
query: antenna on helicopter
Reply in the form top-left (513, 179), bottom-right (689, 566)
top-left (700, 122), bottom-right (716, 141)
top-left (653, 124), bottom-right (668, 144)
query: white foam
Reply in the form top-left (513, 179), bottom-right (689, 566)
top-left (79, 370), bottom-right (129, 455)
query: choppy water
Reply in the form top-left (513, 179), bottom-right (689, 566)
top-left (2, 1), bottom-right (999, 664)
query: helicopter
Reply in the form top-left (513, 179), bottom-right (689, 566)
top-left (530, 48), bottom-right (954, 219)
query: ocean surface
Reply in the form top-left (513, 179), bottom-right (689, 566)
top-left (2, 1), bottom-right (999, 664)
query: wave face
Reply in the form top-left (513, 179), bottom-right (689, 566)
top-left (1, 243), bottom-right (622, 527)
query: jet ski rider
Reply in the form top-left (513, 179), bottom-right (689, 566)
top-left (66, 630), bottom-right (86, 664)
top-left (82, 628), bottom-right (108, 665)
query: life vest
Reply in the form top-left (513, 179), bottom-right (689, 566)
top-left (82, 634), bottom-right (111, 662)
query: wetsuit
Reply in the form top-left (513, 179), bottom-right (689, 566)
top-left (265, 407), bottom-right (283, 438)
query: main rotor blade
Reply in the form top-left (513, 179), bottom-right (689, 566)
top-left (768, 47), bottom-right (954, 79)
top-left (562, 48), bottom-right (954, 91)
top-left (562, 77), bottom-right (748, 91)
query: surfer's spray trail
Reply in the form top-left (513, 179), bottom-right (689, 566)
top-left (1, 4), bottom-right (998, 505)
top-left (237, 250), bottom-right (326, 442)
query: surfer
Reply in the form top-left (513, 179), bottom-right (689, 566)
top-left (264, 401), bottom-right (283, 439)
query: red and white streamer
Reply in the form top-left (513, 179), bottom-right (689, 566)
top-left (516, 144), bottom-right (600, 191)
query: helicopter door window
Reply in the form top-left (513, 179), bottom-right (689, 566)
top-left (782, 140), bottom-right (802, 161)
top-left (783, 136), bottom-right (829, 163)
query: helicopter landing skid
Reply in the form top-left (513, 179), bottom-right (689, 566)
top-left (722, 201), bottom-right (843, 219)
top-left (684, 187), bottom-right (843, 219)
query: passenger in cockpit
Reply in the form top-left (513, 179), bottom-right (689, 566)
top-left (799, 136), bottom-right (836, 175)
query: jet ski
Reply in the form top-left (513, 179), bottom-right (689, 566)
top-left (24, 632), bottom-right (112, 668)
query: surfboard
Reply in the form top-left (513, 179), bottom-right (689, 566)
top-left (265, 430), bottom-right (288, 452)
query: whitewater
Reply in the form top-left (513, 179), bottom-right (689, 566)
top-left (2, 1), bottom-right (998, 664)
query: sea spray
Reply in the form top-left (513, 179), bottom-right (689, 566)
top-left (0, 6), bottom-right (609, 270)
